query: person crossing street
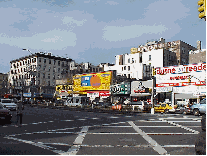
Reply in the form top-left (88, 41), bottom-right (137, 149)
top-left (16, 101), bottom-right (23, 127)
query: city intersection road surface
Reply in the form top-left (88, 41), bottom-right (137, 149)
top-left (0, 105), bottom-right (202, 155)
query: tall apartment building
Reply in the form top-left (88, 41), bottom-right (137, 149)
top-left (103, 48), bottom-right (177, 80)
top-left (9, 52), bottom-right (74, 95)
top-left (135, 38), bottom-right (197, 65)
top-left (0, 73), bottom-right (8, 97)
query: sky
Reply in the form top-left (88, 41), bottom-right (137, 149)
top-left (0, 0), bottom-right (206, 73)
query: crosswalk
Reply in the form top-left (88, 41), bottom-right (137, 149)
top-left (2, 114), bottom-right (202, 155)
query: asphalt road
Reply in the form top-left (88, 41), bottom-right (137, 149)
top-left (0, 105), bottom-right (203, 155)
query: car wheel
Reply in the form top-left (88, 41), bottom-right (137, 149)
top-left (183, 111), bottom-right (187, 115)
top-left (194, 109), bottom-right (200, 116)
top-left (164, 109), bottom-right (169, 114)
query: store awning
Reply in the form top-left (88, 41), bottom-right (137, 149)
top-left (175, 93), bottom-right (199, 99)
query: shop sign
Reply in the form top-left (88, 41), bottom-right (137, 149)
top-left (156, 87), bottom-right (173, 92)
top-left (131, 80), bottom-right (153, 96)
top-left (156, 63), bottom-right (206, 75)
top-left (110, 82), bottom-right (130, 95)
top-left (156, 63), bottom-right (206, 87)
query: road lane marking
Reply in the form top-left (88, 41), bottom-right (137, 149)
top-left (128, 121), bottom-right (168, 155)
top-left (159, 118), bottom-right (200, 134)
top-left (162, 145), bottom-right (195, 147)
top-left (4, 136), bottom-right (64, 154)
top-left (60, 126), bottom-right (89, 155)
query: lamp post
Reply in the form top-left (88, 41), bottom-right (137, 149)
top-left (22, 49), bottom-right (36, 105)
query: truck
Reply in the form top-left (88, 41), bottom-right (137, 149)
top-left (64, 97), bottom-right (90, 107)
top-left (0, 99), bottom-right (17, 111)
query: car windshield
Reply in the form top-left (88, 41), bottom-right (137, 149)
top-left (1, 99), bottom-right (12, 103)
top-left (200, 99), bottom-right (206, 104)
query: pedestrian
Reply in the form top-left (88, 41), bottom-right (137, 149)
top-left (16, 102), bottom-right (23, 127)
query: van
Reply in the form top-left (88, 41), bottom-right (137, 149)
top-left (131, 101), bottom-right (150, 111)
top-left (64, 97), bottom-right (89, 107)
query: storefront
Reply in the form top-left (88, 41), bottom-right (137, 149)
top-left (155, 63), bottom-right (206, 106)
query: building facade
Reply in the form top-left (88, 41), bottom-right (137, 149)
top-left (103, 48), bottom-right (177, 80)
top-left (9, 52), bottom-right (74, 96)
top-left (134, 38), bottom-right (197, 65)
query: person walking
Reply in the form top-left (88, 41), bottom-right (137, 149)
top-left (16, 101), bottom-right (23, 127)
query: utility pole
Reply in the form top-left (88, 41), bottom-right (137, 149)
top-left (151, 67), bottom-right (156, 114)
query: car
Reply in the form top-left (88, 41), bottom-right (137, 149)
top-left (0, 99), bottom-right (17, 111)
top-left (95, 102), bottom-right (111, 108)
top-left (191, 99), bottom-right (206, 116)
top-left (130, 101), bottom-right (150, 111)
top-left (154, 103), bottom-right (175, 113)
top-left (0, 104), bottom-right (12, 122)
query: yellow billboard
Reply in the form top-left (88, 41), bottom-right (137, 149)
top-left (73, 71), bottom-right (112, 93)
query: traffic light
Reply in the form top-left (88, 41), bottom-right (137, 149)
top-left (198, 0), bottom-right (206, 19)
top-left (188, 75), bottom-right (191, 83)
top-left (152, 67), bottom-right (156, 76)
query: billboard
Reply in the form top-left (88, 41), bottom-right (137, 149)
top-left (73, 71), bottom-right (112, 93)
top-left (130, 80), bottom-right (153, 96)
top-left (155, 63), bottom-right (206, 87)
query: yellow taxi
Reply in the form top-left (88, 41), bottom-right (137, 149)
top-left (154, 103), bottom-right (175, 113)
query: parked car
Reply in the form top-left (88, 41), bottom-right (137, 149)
top-left (95, 102), bottom-right (111, 108)
top-left (195, 114), bottom-right (206, 155)
top-left (191, 99), bottom-right (206, 116)
top-left (0, 104), bottom-right (12, 122)
top-left (0, 99), bottom-right (17, 111)
top-left (130, 101), bottom-right (150, 111)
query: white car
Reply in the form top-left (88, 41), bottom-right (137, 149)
top-left (0, 99), bottom-right (17, 111)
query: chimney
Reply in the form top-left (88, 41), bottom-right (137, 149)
top-left (197, 40), bottom-right (201, 50)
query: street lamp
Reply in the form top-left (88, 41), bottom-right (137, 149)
top-left (22, 49), bottom-right (36, 105)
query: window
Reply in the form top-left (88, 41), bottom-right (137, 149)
top-left (149, 55), bottom-right (151, 61)
top-left (54, 60), bottom-right (56, 65)
top-left (58, 68), bottom-right (60, 73)
top-left (44, 58), bottom-right (46, 63)
top-left (49, 59), bottom-right (51, 64)
top-left (124, 66), bottom-right (126, 70)
top-left (122, 67), bottom-right (123, 71)
top-left (128, 66), bottom-right (130, 71)
top-left (58, 61), bottom-right (60, 66)
top-left (140, 56), bottom-right (142, 63)
top-left (43, 73), bottom-right (45, 78)
top-left (128, 74), bottom-right (130, 78)
top-left (48, 81), bottom-right (50, 86)
top-left (48, 74), bottom-right (50, 79)
top-left (132, 58), bottom-right (134, 63)
top-left (32, 58), bottom-right (36, 63)
top-left (128, 59), bottom-right (130, 63)
top-left (39, 58), bottom-right (41, 62)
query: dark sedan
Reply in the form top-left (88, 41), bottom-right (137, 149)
top-left (0, 104), bottom-right (12, 122)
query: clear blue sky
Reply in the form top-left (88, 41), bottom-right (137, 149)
top-left (0, 0), bottom-right (206, 73)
